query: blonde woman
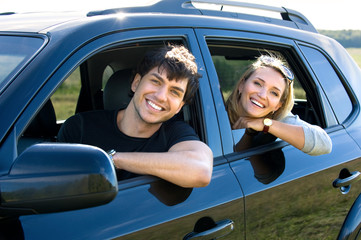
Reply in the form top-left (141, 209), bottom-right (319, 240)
top-left (226, 54), bottom-right (332, 156)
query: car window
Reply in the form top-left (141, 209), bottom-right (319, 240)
top-left (299, 45), bottom-right (352, 124)
top-left (102, 65), bottom-right (115, 89)
top-left (0, 35), bottom-right (44, 93)
top-left (51, 68), bottom-right (81, 122)
top-left (206, 42), bottom-right (324, 151)
top-left (18, 38), bottom-right (205, 183)
top-left (212, 55), bottom-right (306, 103)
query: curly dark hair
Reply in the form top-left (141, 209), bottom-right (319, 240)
top-left (136, 44), bottom-right (201, 104)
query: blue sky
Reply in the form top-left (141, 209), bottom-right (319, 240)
top-left (1, 0), bottom-right (360, 30)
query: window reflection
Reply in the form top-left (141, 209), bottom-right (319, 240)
top-left (248, 149), bottom-right (285, 184)
top-left (232, 129), bottom-right (278, 151)
top-left (148, 180), bottom-right (192, 206)
top-left (234, 129), bottom-right (285, 184)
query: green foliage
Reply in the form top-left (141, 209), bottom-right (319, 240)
top-left (51, 68), bottom-right (81, 121)
top-left (212, 56), bottom-right (251, 94)
top-left (346, 48), bottom-right (361, 68)
top-left (319, 30), bottom-right (361, 48)
top-left (213, 56), bottom-right (306, 101)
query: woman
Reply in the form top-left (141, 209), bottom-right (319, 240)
top-left (226, 54), bottom-right (332, 156)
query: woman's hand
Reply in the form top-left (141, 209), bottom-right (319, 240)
top-left (233, 116), bottom-right (264, 132)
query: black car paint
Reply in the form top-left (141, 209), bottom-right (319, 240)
top-left (0, 1), bottom-right (361, 239)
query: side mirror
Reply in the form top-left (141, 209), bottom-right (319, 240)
top-left (0, 143), bottom-right (118, 217)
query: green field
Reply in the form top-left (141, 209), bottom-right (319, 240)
top-left (347, 48), bottom-right (361, 68)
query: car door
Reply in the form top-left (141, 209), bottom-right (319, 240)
top-left (196, 28), bottom-right (361, 239)
top-left (6, 28), bottom-right (245, 239)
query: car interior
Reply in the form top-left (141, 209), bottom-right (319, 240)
top-left (18, 40), bottom-right (324, 156)
top-left (17, 40), bottom-right (204, 154)
top-left (206, 43), bottom-right (322, 127)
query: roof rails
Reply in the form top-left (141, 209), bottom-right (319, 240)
top-left (87, 0), bottom-right (317, 33)
top-left (0, 12), bottom-right (15, 16)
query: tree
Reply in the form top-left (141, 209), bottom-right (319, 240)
top-left (319, 30), bottom-right (361, 48)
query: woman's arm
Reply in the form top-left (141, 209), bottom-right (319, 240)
top-left (233, 113), bottom-right (332, 156)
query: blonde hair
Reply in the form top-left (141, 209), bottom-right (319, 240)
top-left (226, 53), bottom-right (294, 126)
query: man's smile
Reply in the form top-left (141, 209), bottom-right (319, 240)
top-left (147, 99), bottom-right (163, 111)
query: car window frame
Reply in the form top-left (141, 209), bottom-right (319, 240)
top-left (297, 42), bottom-right (356, 126)
top-left (195, 28), bottom-right (334, 156)
top-left (12, 27), bottom-right (221, 187)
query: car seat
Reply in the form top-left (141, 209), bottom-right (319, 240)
top-left (103, 68), bottom-right (133, 110)
top-left (18, 99), bottom-right (58, 153)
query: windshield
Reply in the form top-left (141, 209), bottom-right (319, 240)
top-left (0, 35), bottom-right (44, 93)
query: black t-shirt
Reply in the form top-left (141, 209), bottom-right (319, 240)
top-left (57, 110), bottom-right (199, 180)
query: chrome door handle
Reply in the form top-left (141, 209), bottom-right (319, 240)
top-left (184, 219), bottom-right (234, 240)
top-left (333, 171), bottom-right (361, 188)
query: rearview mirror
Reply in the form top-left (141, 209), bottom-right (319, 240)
top-left (0, 143), bottom-right (118, 217)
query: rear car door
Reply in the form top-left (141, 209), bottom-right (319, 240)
top-left (196, 28), bottom-right (361, 239)
top-left (4, 28), bottom-right (244, 239)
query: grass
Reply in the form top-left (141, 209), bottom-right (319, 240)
top-left (243, 161), bottom-right (361, 239)
top-left (347, 48), bottom-right (361, 68)
top-left (51, 68), bottom-right (81, 121)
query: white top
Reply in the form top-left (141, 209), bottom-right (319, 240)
top-left (280, 113), bottom-right (332, 156)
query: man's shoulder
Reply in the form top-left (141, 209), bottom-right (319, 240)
top-left (163, 117), bottom-right (191, 129)
top-left (77, 109), bottom-right (115, 117)
top-left (162, 117), bottom-right (198, 139)
top-left (58, 109), bottom-right (118, 143)
top-left (71, 109), bottom-right (116, 121)
top-left (63, 109), bottom-right (116, 129)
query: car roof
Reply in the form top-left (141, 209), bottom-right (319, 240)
top-left (0, 12), bottom-right (85, 32)
top-left (0, 0), bottom-right (317, 34)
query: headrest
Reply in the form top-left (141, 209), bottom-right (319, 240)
top-left (103, 69), bottom-right (133, 110)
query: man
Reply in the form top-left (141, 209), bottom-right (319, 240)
top-left (57, 44), bottom-right (213, 188)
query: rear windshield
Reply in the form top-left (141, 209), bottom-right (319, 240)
top-left (0, 35), bottom-right (44, 93)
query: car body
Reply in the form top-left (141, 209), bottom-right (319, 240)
top-left (1, 0), bottom-right (361, 239)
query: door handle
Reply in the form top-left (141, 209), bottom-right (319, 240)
top-left (184, 219), bottom-right (234, 240)
top-left (333, 170), bottom-right (361, 188)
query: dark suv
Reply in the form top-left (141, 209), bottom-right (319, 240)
top-left (1, 0), bottom-right (361, 239)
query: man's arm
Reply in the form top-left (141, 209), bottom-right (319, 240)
top-left (112, 140), bottom-right (213, 188)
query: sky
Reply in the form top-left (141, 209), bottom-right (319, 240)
top-left (253, 0), bottom-right (361, 30)
top-left (1, 0), bottom-right (360, 30)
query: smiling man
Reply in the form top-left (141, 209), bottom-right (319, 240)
top-left (57, 44), bottom-right (213, 188)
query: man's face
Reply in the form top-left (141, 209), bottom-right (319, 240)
top-left (130, 66), bottom-right (188, 125)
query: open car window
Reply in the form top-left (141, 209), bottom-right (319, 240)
top-left (17, 39), bottom-right (205, 184)
top-left (206, 42), bottom-right (326, 151)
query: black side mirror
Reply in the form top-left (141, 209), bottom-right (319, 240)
top-left (0, 143), bottom-right (118, 217)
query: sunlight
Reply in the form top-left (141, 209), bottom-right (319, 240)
top-left (1, 0), bottom-right (160, 13)
top-left (1, 0), bottom-right (360, 30)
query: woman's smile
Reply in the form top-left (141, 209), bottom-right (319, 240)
top-left (250, 97), bottom-right (265, 108)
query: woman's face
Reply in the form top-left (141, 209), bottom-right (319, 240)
top-left (238, 67), bottom-right (286, 118)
